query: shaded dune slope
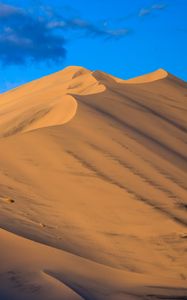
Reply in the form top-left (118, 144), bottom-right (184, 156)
top-left (0, 66), bottom-right (187, 299)
top-left (1, 227), bottom-right (187, 300)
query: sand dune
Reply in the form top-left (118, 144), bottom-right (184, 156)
top-left (126, 68), bottom-right (168, 83)
top-left (0, 66), bottom-right (187, 300)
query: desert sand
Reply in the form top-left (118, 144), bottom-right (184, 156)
top-left (0, 66), bottom-right (187, 299)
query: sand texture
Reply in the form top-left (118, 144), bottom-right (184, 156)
top-left (0, 66), bottom-right (187, 299)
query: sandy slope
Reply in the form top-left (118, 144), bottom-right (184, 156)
top-left (0, 66), bottom-right (187, 299)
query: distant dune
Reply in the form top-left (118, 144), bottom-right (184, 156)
top-left (0, 66), bottom-right (187, 300)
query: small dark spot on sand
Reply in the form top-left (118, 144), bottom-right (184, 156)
top-left (180, 233), bottom-right (187, 239)
top-left (0, 196), bottom-right (15, 203)
top-left (39, 223), bottom-right (46, 228)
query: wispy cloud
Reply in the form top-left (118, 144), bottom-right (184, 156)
top-left (0, 2), bottom-right (131, 66)
top-left (113, 2), bottom-right (167, 24)
top-left (139, 8), bottom-right (151, 17)
top-left (152, 3), bottom-right (167, 10)
top-left (47, 17), bottom-right (131, 39)
top-left (138, 3), bottom-right (167, 17)
top-left (0, 3), bottom-right (66, 65)
top-left (0, 3), bottom-right (23, 17)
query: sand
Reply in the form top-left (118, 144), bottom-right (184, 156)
top-left (0, 66), bottom-right (187, 299)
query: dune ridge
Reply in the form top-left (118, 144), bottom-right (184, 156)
top-left (125, 68), bottom-right (168, 83)
top-left (0, 66), bottom-right (187, 300)
top-left (0, 66), bottom-right (185, 137)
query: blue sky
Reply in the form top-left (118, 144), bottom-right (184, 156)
top-left (0, 0), bottom-right (186, 92)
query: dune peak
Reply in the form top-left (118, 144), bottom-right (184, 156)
top-left (126, 68), bottom-right (168, 84)
top-left (0, 66), bottom-right (185, 137)
top-left (60, 66), bottom-right (91, 78)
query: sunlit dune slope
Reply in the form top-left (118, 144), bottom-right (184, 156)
top-left (0, 66), bottom-right (187, 300)
top-left (0, 66), bottom-right (104, 136)
top-left (125, 68), bottom-right (168, 83)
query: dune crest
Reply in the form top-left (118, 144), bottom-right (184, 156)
top-left (126, 68), bottom-right (168, 84)
top-left (0, 67), bottom-right (179, 137)
top-left (0, 66), bottom-right (187, 300)
top-left (0, 66), bottom-right (106, 136)
top-left (24, 95), bottom-right (78, 134)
